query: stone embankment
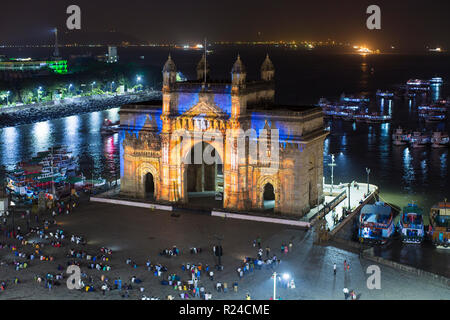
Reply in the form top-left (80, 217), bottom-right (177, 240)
top-left (0, 91), bottom-right (161, 127)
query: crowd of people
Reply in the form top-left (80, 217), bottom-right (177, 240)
top-left (0, 194), bottom-right (363, 300)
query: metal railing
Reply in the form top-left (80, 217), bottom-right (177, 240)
top-left (310, 190), bottom-right (347, 224)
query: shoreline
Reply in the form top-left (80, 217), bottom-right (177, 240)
top-left (0, 90), bottom-right (161, 128)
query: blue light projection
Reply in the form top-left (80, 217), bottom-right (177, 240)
top-left (177, 92), bottom-right (200, 114)
top-left (249, 113), bottom-right (292, 141)
top-left (213, 93), bottom-right (232, 116)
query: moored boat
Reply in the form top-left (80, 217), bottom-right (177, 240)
top-left (392, 127), bottom-right (410, 146)
top-left (410, 132), bottom-right (430, 148)
top-left (358, 202), bottom-right (395, 245)
top-left (398, 203), bottom-right (425, 244)
top-left (431, 132), bottom-right (449, 148)
top-left (376, 90), bottom-right (394, 98)
top-left (101, 119), bottom-right (120, 135)
top-left (428, 201), bottom-right (450, 248)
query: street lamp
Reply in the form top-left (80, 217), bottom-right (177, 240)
top-left (37, 87), bottom-right (43, 102)
top-left (366, 168), bottom-right (371, 196)
top-left (347, 183), bottom-right (351, 210)
top-left (91, 82), bottom-right (96, 92)
top-left (110, 81), bottom-right (115, 93)
top-left (317, 182), bottom-right (321, 207)
top-left (6, 91), bottom-right (10, 105)
top-left (213, 234), bottom-right (223, 270)
top-left (136, 75), bottom-right (142, 92)
top-left (272, 272), bottom-right (290, 300)
top-left (328, 154), bottom-right (337, 193)
top-left (272, 272), bottom-right (278, 300)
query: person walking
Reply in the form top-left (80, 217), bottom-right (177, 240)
top-left (344, 260), bottom-right (347, 271)
top-left (101, 283), bottom-right (107, 295)
top-left (343, 287), bottom-right (349, 300)
top-left (209, 270), bottom-right (214, 281)
top-left (257, 236), bottom-right (261, 248)
top-left (333, 263), bottom-right (337, 275)
top-left (265, 246), bottom-right (270, 259)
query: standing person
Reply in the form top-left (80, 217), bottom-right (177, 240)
top-left (265, 246), bottom-right (270, 259)
top-left (347, 262), bottom-right (350, 272)
top-left (209, 270), bottom-right (214, 281)
top-left (101, 283), bottom-right (107, 295)
top-left (344, 260), bottom-right (347, 271)
top-left (343, 287), bottom-right (349, 300)
top-left (333, 263), bottom-right (337, 275)
top-left (257, 236), bottom-right (261, 248)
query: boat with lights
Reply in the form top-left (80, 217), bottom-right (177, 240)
top-left (398, 203), bottom-right (425, 244)
top-left (358, 202), bottom-right (395, 245)
top-left (429, 201), bottom-right (450, 248)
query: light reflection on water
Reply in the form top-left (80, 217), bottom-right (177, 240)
top-left (324, 97), bottom-right (449, 214)
top-left (0, 108), bottom-right (121, 179)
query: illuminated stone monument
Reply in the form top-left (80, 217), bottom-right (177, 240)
top-left (119, 54), bottom-right (328, 217)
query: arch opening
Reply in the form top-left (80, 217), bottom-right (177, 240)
top-left (184, 142), bottom-right (223, 207)
top-left (145, 172), bottom-right (155, 199)
top-left (263, 183), bottom-right (275, 210)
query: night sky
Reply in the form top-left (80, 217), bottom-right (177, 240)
top-left (1, 0), bottom-right (450, 50)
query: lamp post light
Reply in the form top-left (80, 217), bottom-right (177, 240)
top-left (91, 82), bottom-right (96, 92)
top-left (272, 272), bottom-right (290, 300)
top-left (6, 91), bottom-right (10, 105)
top-left (110, 81), bottom-right (115, 93)
top-left (136, 75), bottom-right (142, 91)
top-left (347, 183), bottom-right (351, 211)
top-left (366, 168), bottom-right (371, 196)
top-left (37, 87), bottom-right (43, 102)
top-left (317, 183), bottom-right (321, 207)
top-left (272, 272), bottom-right (278, 300)
top-left (328, 154), bottom-right (337, 193)
top-left (213, 234), bottom-right (223, 270)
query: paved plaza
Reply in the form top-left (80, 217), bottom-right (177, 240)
top-left (0, 200), bottom-right (448, 300)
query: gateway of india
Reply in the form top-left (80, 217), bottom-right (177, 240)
top-left (119, 54), bottom-right (328, 217)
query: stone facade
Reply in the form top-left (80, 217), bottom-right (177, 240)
top-left (119, 54), bottom-right (328, 217)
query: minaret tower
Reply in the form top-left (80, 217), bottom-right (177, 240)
top-left (261, 53), bottom-right (275, 81)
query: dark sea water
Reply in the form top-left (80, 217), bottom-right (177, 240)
top-left (1, 46), bottom-right (449, 214)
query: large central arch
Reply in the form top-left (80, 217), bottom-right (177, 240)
top-left (180, 141), bottom-right (223, 205)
